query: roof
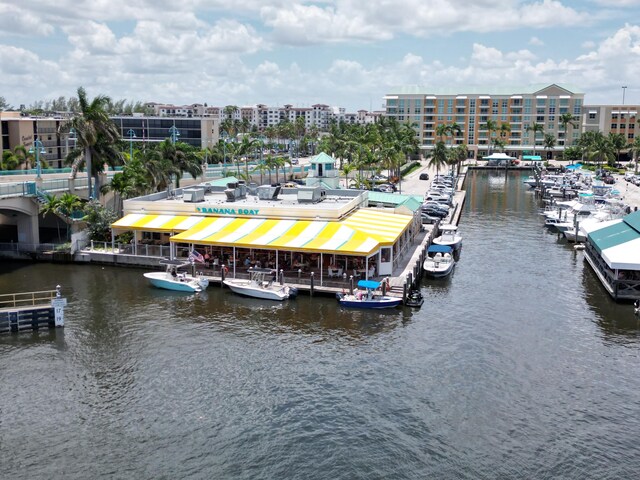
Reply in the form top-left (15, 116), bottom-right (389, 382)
top-left (386, 83), bottom-right (582, 96)
top-left (112, 214), bottom-right (203, 232)
top-left (310, 152), bottom-right (335, 164)
top-left (357, 280), bottom-right (380, 289)
top-left (587, 211), bottom-right (640, 269)
top-left (341, 208), bottom-right (413, 245)
top-left (428, 244), bottom-right (453, 253)
top-left (368, 191), bottom-right (423, 211)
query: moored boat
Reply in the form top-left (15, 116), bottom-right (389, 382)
top-left (337, 280), bottom-right (402, 309)
top-left (223, 267), bottom-right (297, 301)
top-left (432, 224), bottom-right (462, 252)
top-left (423, 244), bottom-right (455, 278)
top-left (144, 259), bottom-right (209, 293)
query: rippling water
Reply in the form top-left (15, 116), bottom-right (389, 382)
top-left (2, 170), bottom-right (640, 479)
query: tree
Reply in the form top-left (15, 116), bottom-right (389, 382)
top-left (559, 113), bottom-right (577, 146)
top-left (628, 136), bottom-right (640, 174)
top-left (2, 145), bottom-right (30, 170)
top-left (57, 192), bottom-right (84, 240)
top-left (40, 193), bottom-right (63, 242)
top-left (66, 87), bottom-right (122, 199)
top-left (426, 141), bottom-right (449, 176)
top-left (526, 122), bottom-right (545, 157)
top-left (481, 119), bottom-right (499, 154)
top-left (0, 96), bottom-right (13, 111)
top-left (83, 200), bottom-right (118, 242)
top-left (452, 144), bottom-right (469, 176)
top-left (154, 139), bottom-right (203, 189)
top-left (608, 132), bottom-right (627, 166)
top-left (543, 133), bottom-right (556, 159)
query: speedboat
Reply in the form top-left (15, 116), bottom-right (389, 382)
top-left (337, 280), bottom-right (402, 309)
top-left (405, 289), bottom-right (424, 308)
top-left (144, 259), bottom-right (209, 293)
top-left (423, 244), bottom-right (455, 278)
top-left (223, 267), bottom-right (298, 301)
top-left (432, 224), bottom-right (462, 252)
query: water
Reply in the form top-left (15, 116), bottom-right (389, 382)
top-left (2, 170), bottom-right (640, 479)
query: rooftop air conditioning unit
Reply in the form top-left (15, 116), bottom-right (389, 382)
top-left (182, 188), bottom-right (205, 203)
top-left (257, 185), bottom-right (281, 200)
top-left (297, 186), bottom-right (325, 203)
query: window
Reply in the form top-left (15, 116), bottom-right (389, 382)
top-left (630, 123), bottom-right (635, 130)
top-left (611, 123), bottom-right (617, 129)
top-left (612, 114), bottom-right (618, 119)
top-left (629, 133), bottom-right (635, 139)
top-left (536, 116), bottom-right (545, 122)
top-left (502, 100), bottom-right (508, 109)
top-left (492, 100), bottom-right (499, 108)
top-left (589, 113), bottom-right (596, 119)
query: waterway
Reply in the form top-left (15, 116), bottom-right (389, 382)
top-left (2, 170), bottom-right (640, 479)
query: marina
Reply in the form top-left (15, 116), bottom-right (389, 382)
top-left (2, 169), bottom-right (640, 478)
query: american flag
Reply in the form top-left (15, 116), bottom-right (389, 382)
top-left (189, 250), bottom-right (205, 264)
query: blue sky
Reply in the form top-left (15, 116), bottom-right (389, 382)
top-left (1, 0), bottom-right (640, 111)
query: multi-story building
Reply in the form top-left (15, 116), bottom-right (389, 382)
top-left (583, 105), bottom-right (638, 143)
top-left (384, 84), bottom-right (584, 159)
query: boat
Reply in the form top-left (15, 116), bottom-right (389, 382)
top-left (223, 267), bottom-right (298, 301)
top-left (143, 259), bottom-right (209, 293)
top-left (423, 244), bottom-right (455, 278)
top-left (405, 289), bottom-right (424, 308)
top-left (336, 280), bottom-right (402, 309)
top-left (635, 300), bottom-right (640, 316)
top-left (432, 224), bottom-right (462, 252)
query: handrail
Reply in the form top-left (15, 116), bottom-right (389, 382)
top-left (0, 289), bottom-right (58, 309)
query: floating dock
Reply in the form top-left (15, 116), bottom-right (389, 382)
top-left (0, 286), bottom-right (66, 334)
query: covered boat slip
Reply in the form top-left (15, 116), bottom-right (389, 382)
top-left (584, 210), bottom-right (640, 300)
top-left (110, 208), bottom-right (416, 283)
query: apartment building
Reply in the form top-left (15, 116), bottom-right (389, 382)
top-left (583, 105), bottom-right (638, 143)
top-left (384, 84), bottom-right (584, 159)
top-left (111, 116), bottom-right (219, 149)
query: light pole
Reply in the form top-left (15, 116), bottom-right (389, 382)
top-left (169, 125), bottom-right (180, 144)
top-left (29, 138), bottom-right (46, 180)
top-left (221, 132), bottom-right (228, 173)
top-left (65, 128), bottom-right (76, 162)
top-left (622, 86), bottom-right (627, 105)
top-left (127, 129), bottom-right (136, 160)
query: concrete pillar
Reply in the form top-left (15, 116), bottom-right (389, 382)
top-left (17, 212), bottom-right (39, 246)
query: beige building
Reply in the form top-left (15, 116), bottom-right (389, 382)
top-left (384, 83), bottom-right (584, 159)
top-left (583, 105), bottom-right (638, 141)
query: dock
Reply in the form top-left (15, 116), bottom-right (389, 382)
top-left (0, 286), bottom-right (66, 334)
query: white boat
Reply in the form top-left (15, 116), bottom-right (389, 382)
top-left (432, 224), bottom-right (462, 252)
top-left (336, 280), bottom-right (402, 309)
top-left (423, 245), bottom-right (455, 278)
top-left (223, 268), bottom-right (298, 301)
top-left (144, 259), bottom-right (209, 293)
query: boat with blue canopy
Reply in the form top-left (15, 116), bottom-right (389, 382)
top-left (336, 280), bottom-right (402, 309)
top-left (423, 244), bottom-right (455, 278)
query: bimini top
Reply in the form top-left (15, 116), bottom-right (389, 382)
top-left (439, 224), bottom-right (458, 231)
top-left (427, 244), bottom-right (453, 254)
top-left (357, 280), bottom-right (381, 290)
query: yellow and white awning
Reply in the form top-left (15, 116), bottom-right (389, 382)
top-left (341, 209), bottom-right (412, 244)
top-left (170, 217), bottom-right (380, 256)
top-left (111, 214), bottom-right (206, 232)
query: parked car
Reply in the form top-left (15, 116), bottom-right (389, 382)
top-left (422, 202), bottom-right (449, 213)
top-left (422, 207), bottom-right (448, 218)
top-left (419, 172), bottom-right (430, 180)
top-left (421, 212), bottom-right (439, 224)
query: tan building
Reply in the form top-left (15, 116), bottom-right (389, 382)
top-left (384, 83), bottom-right (584, 159)
top-left (583, 105), bottom-right (638, 142)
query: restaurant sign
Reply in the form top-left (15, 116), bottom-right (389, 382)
top-left (196, 207), bottom-right (260, 216)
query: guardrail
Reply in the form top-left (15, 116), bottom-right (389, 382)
top-left (0, 289), bottom-right (58, 309)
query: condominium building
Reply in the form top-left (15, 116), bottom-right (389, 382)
top-left (111, 116), bottom-right (219, 149)
top-left (384, 84), bottom-right (584, 159)
top-left (583, 105), bottom-right (638, 142)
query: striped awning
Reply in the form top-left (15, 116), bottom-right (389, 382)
top-left (111, 214), bottom-right (206, 232)
top-left (170, 217), bottom-right (380, 256)
top-left (341, 209), bottom-right (412, 244)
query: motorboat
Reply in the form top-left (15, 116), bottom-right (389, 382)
top-left (337, 280), bottom-right (402, 309)
top-left (223, 267), bottom-right (298, 301)
top-left (423, 245), bottom-right (455, 278)
top-left (432, 224), bottom-right (462, 252)
top-left (144, 259), bottom-right (210, 293)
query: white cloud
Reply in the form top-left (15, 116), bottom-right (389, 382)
top-left (0, 3), bottom-right (54, 36)
top-left (529, 36), bottom-right (544, 46)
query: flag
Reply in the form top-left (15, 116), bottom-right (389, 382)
top-left (189, 250), bottom-right (205, 264)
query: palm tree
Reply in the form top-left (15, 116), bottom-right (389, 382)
top-left (426, 141), bottom-right (449, 176)
top-left (1, 145), bottom-right (29, 170)
top-left (40, 193), bottom-right (63, 242)
top-left (585, 132), bottom-right (614, 171)
top-left (628, 136), bottom-right (640, 174)
top-left (543, 133), bottom-right (556, 160)
top-left (608, 132), bottom-right (627, 167)
top-left (526, 122), bottom-right (545, 157)
top-left (237, 136), bottom-right (259, 179)
top-left (57, 192), bottom-right (84, 240)
top-left (66, 87), bottom-right (122, 199)
top-left (453, 144), bottom-right (469, 176)
top-left (154, 139), bottom-right (203, 188)
top-left (481, 119), bottom-right (499, 154)
top-left (559, 113), bottom-right (577, 147)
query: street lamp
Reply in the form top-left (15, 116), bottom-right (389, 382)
top-left (29, 138), bottom-right (46, 180)
top-left (221, 132), bottom-right (228, 173)
top-left (127, 129), bottom-right (136, 160)
top-left (169, 125), bottom-right (180, 144)
top-left (622, 86), bottom-right (627, 105)
top-left (65, 128), bottom-right (76, 159)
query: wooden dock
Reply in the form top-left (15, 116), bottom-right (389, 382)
top-left (0, 286), bottom-right (66, 333)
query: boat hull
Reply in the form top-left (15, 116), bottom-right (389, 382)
top-left (144, 272), bottom-right (202, 292)
top-left (223, 280), bottom-right (290, 301)
top-left (423, 260), bottom-right (455, 278)
top-left (338, 295), bottom-right (402, 309)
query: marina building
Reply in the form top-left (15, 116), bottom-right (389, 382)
top-left (110, 155), bottom-right (423, 284)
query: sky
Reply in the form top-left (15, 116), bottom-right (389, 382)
top-left (1, 0), bottom-right (640, 111)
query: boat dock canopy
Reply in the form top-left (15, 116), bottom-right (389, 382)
top-left (522, 155), bottom-right (542, 161)
top-left (587, 211), bottom-right (640, 270)
top-left (357, 280), bottom-right (381, 289)
top-left (427, 244), bottom-right (454, 254)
